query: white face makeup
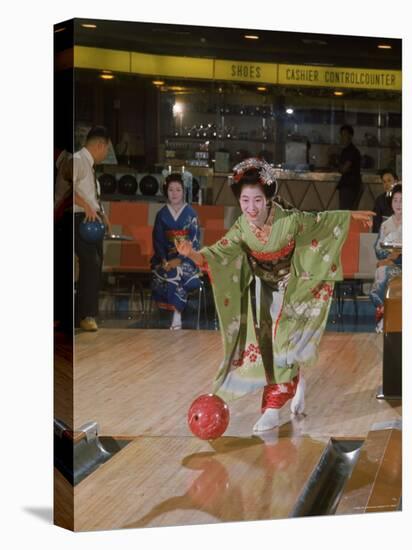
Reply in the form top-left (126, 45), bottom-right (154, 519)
top-left (391, 192), bottom-right (402, 217)
top-left (239, 185), bottom-right (268, 227)
top-left (167, 181), bottom-right (184, 208)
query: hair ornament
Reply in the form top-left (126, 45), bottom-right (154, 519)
top-left (232, 157), bottom-right (278, 188)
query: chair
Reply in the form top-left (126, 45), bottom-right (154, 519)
top-left (333, 230), bottom-right (379, 323)
top-left (145, 273), bottom-right (208, 329)
top-left (101, 225), bottom-right (153, 317)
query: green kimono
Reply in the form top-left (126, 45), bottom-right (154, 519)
top-left (200, 203), bottom-right (351, 403)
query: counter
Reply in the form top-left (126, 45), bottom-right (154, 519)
top-left (210, 170), bottom-right (383, 210)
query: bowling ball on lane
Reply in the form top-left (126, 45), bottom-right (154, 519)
top-left (188, 394), bottom-right (230, 440)
top-left (79, 220), bottom-right (106, 243)
top-left (118, 174), bottom-right (138, 195)
top-left (98, 173), bottom-right (117, 194)
top-left (139, 175), bottom-right (159, 196)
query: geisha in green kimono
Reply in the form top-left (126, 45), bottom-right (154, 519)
top-left (176, 158), bottom-right (374, 432)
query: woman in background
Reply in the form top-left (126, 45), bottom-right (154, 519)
top-left (370, 184), bottom-right (402, 333)
top-left (151, 173), bottom-right (201, 330)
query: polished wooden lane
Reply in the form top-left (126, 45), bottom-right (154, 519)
top-left (73, 330), bottom-right (400, 439)
top-left (72, 433), bottom-right (327, 531)
top-left (336, 427), bottom-right (401, 515)
top-left (59, 329), bottom-right (402, 531)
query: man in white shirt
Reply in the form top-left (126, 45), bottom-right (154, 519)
top-left (74, 126), bottom-right (111, 331)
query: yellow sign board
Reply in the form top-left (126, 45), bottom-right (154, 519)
top-left (214, 60), bottom-right (277, 84)
top-left (131, 52), bottom-right (213, 79)
top-left (72, 47), bottom-right (401, 91)
top-left (278, 64), bottom-right (401, 90)
top-left (74, 46), bottom-right (131, 72)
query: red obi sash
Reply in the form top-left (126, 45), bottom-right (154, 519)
top-left (249, 240), bottom-right (295, 262)
top-left (165, 229), bottom-right (189, 242)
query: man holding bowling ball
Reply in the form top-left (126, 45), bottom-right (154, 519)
top-left (74, 126), bottom-right (111, 331)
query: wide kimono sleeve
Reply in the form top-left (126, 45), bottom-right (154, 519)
top-left (152, 210), bottom-right (167, 263)
top-left (291, 210), bottom-right (352, 282)
top-left (187, 207), bottom-right (201, 252)
top-left (200, 218), bottom-right (267, 401)
top-left (268, 210), bottom-right (352, 381)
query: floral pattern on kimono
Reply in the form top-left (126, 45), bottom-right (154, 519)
top-left (200, 203), bottom-right (351, 402)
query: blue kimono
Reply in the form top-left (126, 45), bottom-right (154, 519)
top-left (151, 203), bottom-right (201, 312)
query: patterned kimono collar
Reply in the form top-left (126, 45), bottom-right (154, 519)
top-left (247, 202), bottom-right (277, 244)
top-left (167, 202), bottom-right (187, 221)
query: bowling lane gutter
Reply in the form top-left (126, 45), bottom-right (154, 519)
top-left (289, 437), bottom-right (364, 517)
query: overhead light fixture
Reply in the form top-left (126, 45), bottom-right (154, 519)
top-left (170, 86), bottom-right (186, 92)
top-left (257, 86), bottom-right (267, 91)
top-left (173, 103), bottom-right (184, 115)
top-left (334, 91), bottom-right (344, 96)
top-left (152, 80), bottom-right (165, 86)
top-left (100, 74), bottom-right (114, 80)
top-left (244, 34), bottom-right (259, 40)
top-left (81, 23), bottom-right (97, 29)
top-left (286, 108), bottom-right (294, 115)
top-left (378, 44), bottom-right (392, 49)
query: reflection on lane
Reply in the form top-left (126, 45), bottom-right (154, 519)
top-left (125, 434), bottom-right (325, 528)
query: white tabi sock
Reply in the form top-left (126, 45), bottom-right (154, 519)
top-left (253, 409), bottom-right (280, 432)
top-left (170, 310), bottom-right (182, 329)
top-left (290, 375), bottom-right (306, 415)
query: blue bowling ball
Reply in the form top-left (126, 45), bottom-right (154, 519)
top-left (79, 220), bottom-right (106, 243)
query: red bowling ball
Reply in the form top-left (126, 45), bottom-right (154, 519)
top-left (187, 394), bottom-right (230, 440)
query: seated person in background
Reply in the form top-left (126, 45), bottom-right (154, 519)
top-left (372, 169), bottom-right (399, 233)
top-left (151, 173), bottom-right (202, 330)
top-left (370, 184), bottom-right (402, 333)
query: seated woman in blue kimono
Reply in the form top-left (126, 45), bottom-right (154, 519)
top-left (151, 173), bottom-right (201, 329)
top-left (369, 183), bottom-right (402, 333)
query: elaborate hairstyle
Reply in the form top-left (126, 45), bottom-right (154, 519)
top-left (340, 124), bottom-right (354, 136)
top-left (390, 183), bottom-right (402, 201)
top-left (230, 158), bottom-right (278, 200)
top-left (86, 125), bottom-right (110, 143)
top-left (163, 172), bottom-right (184, 196)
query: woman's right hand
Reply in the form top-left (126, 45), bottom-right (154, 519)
top-left (175, 239), bottom-right (193, 257)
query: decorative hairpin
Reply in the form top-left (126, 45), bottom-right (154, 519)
top-left (231, 157), bottom-right (278, 188)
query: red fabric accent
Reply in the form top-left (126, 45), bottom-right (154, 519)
top-left (261, 374), bottom-right (299, 411)
top-left (231, 343), bottom-right (261, 368)
top-left (310, 282), bottom-right (334, 301)
top-left (273, 306), bottom-right (283, 339)
top-left (155, 302), bottom-right (176, 311)
top-left (375, 305), bottom-right (384, 322)
top-left (165, 229), bottom-right (189, 242)
top-left (200, 255), bottom-right (214, 284)
top-left (249, 240), bottom-right (295, 262)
